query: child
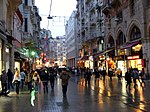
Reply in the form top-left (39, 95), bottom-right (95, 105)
top-left (30, 86), bottom-right (35, 106)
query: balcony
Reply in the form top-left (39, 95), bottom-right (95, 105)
top-left (102, 4), bottom-right (111, 15)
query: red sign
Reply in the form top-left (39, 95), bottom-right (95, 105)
top-left (127, 55), bottom-right (139, 60)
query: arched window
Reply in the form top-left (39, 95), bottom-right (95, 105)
top-left (116, 32), bottom-right (126, 47)
top-left (108, 36), bottom-right (114, 47)
top-left (130, 26), bottom-right (141, 41)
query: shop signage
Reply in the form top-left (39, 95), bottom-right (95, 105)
top-left (127, 55), bottom-right (139, 60)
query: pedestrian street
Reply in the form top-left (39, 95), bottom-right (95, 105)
top-left (0, 75), bottom-right (150, 112)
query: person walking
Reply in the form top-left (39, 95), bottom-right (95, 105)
top-left (131, 68), bottom-right (139, 88)
top-left (116, 68), bottom-right (122, 80)
top-left (49, 70), bottom-right (56, 90)
top-left (101, 69), bottom-right (106, 81)
top-left (125, 68), bottom-right (132, 90)
top-left (7, 69), bottom-right (14, 90)
top-left (12, 68), bottom-right (21, 94)
top-left (94, 68), bottom-right (100, 83)
top-left (108, 68), bottom-right (113, 81)
top-left (32, 71), bottom-right (41, 92)
top-left (60, 70), bottom-right (70, 97)
top-left (84, 68), bottom-right (92, 85)
top-left (20, 69), bottom-right (26, 89)
top-left (40, 69), bottom-right (49, 94)
top-left (1, 69), bottom-right (8, 95)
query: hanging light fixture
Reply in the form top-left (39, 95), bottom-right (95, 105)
top-left (47, 15), bottom-right (53, 19)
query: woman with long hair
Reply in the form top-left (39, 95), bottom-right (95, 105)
top-left (12, 68), bottom-right (21, 94)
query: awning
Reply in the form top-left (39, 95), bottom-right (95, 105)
top-left (93, 47), bottom-right (115, 57)
top-left (121, 41), bottom-right (141, 49)
top-left (80, 55), bottom-right (89, 60)
top-left (102, 47), bottom-right (114, 54)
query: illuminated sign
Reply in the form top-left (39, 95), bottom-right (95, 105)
top-left (127, 55), bottom-right (139, 60)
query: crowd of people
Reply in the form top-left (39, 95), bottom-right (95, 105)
top-left (0, 67), bottom-right (70, 98)
top-left (0, 66), bottom-right (146, 98)
top-left (70, 66), bottom-right (146, 90)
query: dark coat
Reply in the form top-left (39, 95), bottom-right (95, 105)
top-left (125, 72), bottom-right (132, 83)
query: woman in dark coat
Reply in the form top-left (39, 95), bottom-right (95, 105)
top-left (125, 68), bottom-right (132, 90)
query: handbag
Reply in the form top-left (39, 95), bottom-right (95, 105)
top-left (14, 80), bottom-right (18, 84)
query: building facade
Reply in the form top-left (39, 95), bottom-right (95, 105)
top-left (65, 11), bottom-right (78, 68)
top-left (39, 29), bottom-right (53, 68)
top-left (76, 0), bottom-right (105, 69)
top-left (19, 0), bottom-right (41, 71)
top-left (0, 0), bottom-right (22, 73)
top-left (76, 0), bottom-right (150, 76)
top-left (102, 0), bottom-right (150, 75)
top-left (55, 36), bottom-right (66, 67)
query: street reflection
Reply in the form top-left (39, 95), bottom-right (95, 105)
top-left (77, 75), bottom-right (148, 111)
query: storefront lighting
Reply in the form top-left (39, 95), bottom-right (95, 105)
top-left (132, 44), bottom-right (142, 51)
top-left (106, 57), bottom-right (110, 61)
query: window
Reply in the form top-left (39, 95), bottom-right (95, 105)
top-left (24, 0), bottom-right (28, 6)
top-left (130, 26), bottom-right (141, 41)
top-left (24, 18), bottom-right (28, 32)
top-left (116, 32), bottom-right (126, 47)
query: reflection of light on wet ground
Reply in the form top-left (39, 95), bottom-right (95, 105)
top-left (121, 79), bottom-right (127, 94)
top-left (138, 87), bottom-right (146, 110)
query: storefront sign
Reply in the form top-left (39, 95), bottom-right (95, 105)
top-left (127, 55), bottom-right (139, 60)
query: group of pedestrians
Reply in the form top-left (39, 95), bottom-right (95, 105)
top-left (29, 67), bottom-right (70, 98)
top-left (1, 67), bottom-right (71, 98)
top-left (0, 68), bottom-right (27, 95)
top-left (125, 68), bottom-right (146, 90)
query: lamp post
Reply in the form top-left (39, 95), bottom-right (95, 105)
top-left (30, 50), bottom-right (36, 70)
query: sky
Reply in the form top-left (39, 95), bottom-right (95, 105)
top-left (35, 0), bottom-right (77, 38)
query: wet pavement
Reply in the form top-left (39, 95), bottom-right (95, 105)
top-left (0, 75), bottom-right (150, 112)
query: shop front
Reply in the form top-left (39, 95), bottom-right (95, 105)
top-left (127, 55), bottom-right (144, 71)
top-left (78, 55), bottom-right (89, 68)
top-left (114, 55), bottom-right (127, 76)
top-left (97, 55), bottom-right (105, 70)
top-left (89, 56), bottom-right (94, 69)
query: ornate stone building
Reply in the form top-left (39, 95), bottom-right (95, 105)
top-left (102, 0), bottom-right (150, 75)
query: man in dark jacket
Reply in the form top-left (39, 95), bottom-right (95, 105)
top-left (40, 70), bottom-right (49, 93)
top-left (60, 70), bottom-right (70, 97)
top-left (7, 69), bottom-right (14, 90)
top-left (125, 69), bottom-right (132, 90)
top-left (1, 70), bottom-right (8, 95)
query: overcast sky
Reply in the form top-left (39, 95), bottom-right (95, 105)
top-left (35, 0), bottom-right (77, 38)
